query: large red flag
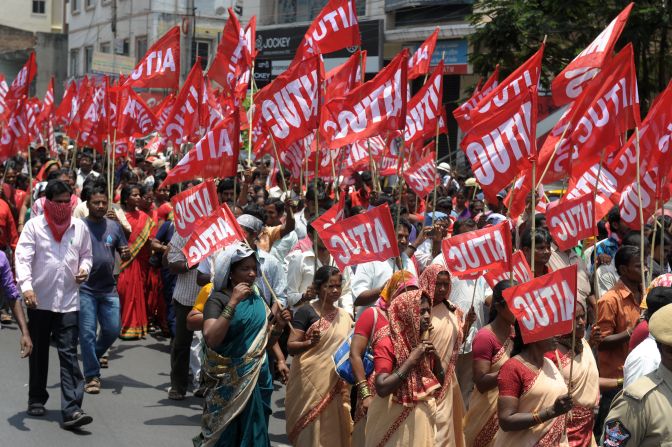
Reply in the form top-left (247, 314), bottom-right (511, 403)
top-left (538, 44), bottom-right (640, 184)
top-left (404, 62), bottom-right (446, 144)
top-left (502, 265), bottom-right (578, 344)
top-left (407, 27), bottom-right (439, 81)
top-left (160, 114), bottom-right (240, 187)
top-left (442, 221), bottom-right (512, 278)
top-left (565, 163), bottom-right (620, 222)
top-left (0, 75), bottom-right (8, 120)
top-left (0, 99), bottom-right (28, 160)
top-left (466, 45), bottom-right (543, 132)
top-left (7, 52), bottom-right (37, 100)
top-left (258, 56), bottom-right (323, 152)
top-left (162, 61), bottom-right (205, 145)
top-left (546, 192), bottom-right (597, 251)
top-left (37, 77), bottom-right (55, 125)
top-left (461, 86), bottom-right (538, 203)
top-left (552, 3), bottom-right (633, 107)
top-left (183, 204), bottom-right (247, 267)
top-left (318, 203), bottom-right (399, 270)
top-left (116, 87), bottom-right (158, 138)
top-left (293, 0), bottom-right (360, 63)
top-left (321, 50), bottom-right (408, 148)
top-left (172, 180), bottom-right (220, 238)
top-left (311, 193), bottom-right (346, 233)
top-left (454, 66), bottom-right (499, 133)
top-left (124, 27), bottom-right (180, 89)
top-left (54, 81), bottom-right (79, 128)
top-left (618, 166), bottom-right (670, 230)
top-left (208, 10), bottom-right (254, 92)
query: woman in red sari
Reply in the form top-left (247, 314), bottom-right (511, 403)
top-left (137, 185), bottom-right (166, 334)
top-left (117, 184), bottom-right (155, 340)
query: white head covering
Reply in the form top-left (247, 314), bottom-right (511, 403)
top-left (237, 214), bottom-right (264, 233)
top-left (213, 243), bottom-right (257, 292)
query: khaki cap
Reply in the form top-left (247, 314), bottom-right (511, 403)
top-left (649, 302), bottom-right (672, 346)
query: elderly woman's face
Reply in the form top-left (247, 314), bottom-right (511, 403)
top-left (230, 255), bottom-right (257, 286)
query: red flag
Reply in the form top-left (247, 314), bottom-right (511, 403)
top-left (160, 114), bottom-right (240, 187)
top-left (162, 61), bottom-right (204, 146)
top-left (404, 62), bottom-right (446, 144)
top-left (115, 137), bottom-right (135, 160)
top-left (466, 45), bottom-right (543, 132)
top-left (155, 93), bottom-right (175, 131)
top-left (565, 163), bottom-right (620, 222)
top-left (442, 220), bottom-right (512, 278)
top-left (171, 180), bottom-right (219, 238)
top-left (78, 82), bottom-right (111, 151)
top-left (608, 80), bottom-right (672, 189)
top-left (461, 86), bottom-right (538, 203)
top-left (502, 265), bottom-right (578, 344)
top-left (37, 77), bottom-right (55, 125)
top-left (407, 28), bottom-right (439, 81)
top-left (484, 251), bottom-right (532, 289)
top-left (311, 193), bottom-right (346, 233)
top-left (208, 10), bottom-right (254, 92)
top-left (7, 52), bottom-right (37, 100)
top-left (402, 151), bottom-right (437, 199)
top-left (321, 50), bottom-right (408, 148)
top-left (538, 44), bottom-right (640, 184)
top-left (183, 204), bottom-right (247, 267)
top-left (277, 135), bottom-right (313, 179)
top-left (124, 27), bottom-right (180, 89)
top-left (54, 81), bottom-right (79, 128)
top-left (294, 0), bottom-right (360, 61)
top-left (0, 99), bottom-right (28, 160)
top-left (258, 55), bottom-right (322, 151)
top-left (24, 98), bottom-right (43, 141)
top-left (318, 203), bottom-right (399, 270)
top-left (0, 75), bottom-right (8, 120)
top-left (618, 166), bottom-right (666, 230)
top-left (546, 193), bottom-right (597, 251)
top-left (324, 50), bottom-right (365, 102)
top-left (145, 134), bottom-right (166, 154)
top-left (47, 119), bottom-right (58, 158)
top-left (116, 87), bottom-right (158, 138)
top-left (552, 3), bottom-right (633, 107)
top-left (454, 66), bottom-right (499, 133)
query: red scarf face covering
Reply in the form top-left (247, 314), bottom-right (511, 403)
top-left (44, 199), bottom-right (73, 242)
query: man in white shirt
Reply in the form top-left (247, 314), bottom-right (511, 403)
top-left (351, 218), bottom-right (418, 318)
top-left (15, 180), bottom-right (93, 429)
top-left (623, 287), bottom-right (672, 387)
top-left (75, 152), bottom-right (99, 191)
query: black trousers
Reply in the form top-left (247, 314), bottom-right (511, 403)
top-left (27, 309), bottom-right (84, 419)
top-left (170, 300), bottom-right (194, 395)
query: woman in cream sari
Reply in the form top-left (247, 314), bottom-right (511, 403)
top-left (463, 280), bottom-right (515, 447)
top-left (194, 244), bottom-right (290, 447)
top-left (494, 322), bottom-right (573, 447)
top-left (350, 270), bottom-right (418, 446)
top-left (365, 290), bottom-right (443, 447)
top-left (285, 266), bottom-right (353, 447)
top-left (549, 301), bottom-right (599, 447)
top-left (419, 264), bottom-right (470, 447)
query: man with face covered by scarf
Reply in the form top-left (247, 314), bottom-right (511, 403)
top-left (15, 180), bottom-right (93, 429)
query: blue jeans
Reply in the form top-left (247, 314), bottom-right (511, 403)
top-left (79, 292), bottom-right (121, 380)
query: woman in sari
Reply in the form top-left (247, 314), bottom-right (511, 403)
top-left (365, 290), bottom-right (443, 447)
top-left (463, 280), bottom-right (516, 447)
top-left (493, 322), bottom-right (573, 447)
top-left (350, 270), bottom-right (418, 446)
top-left (547, 301), bottom-right (599, 447)
top-left (285, 266), bottom-right (353, 447)
top-left (138, 185), bottom-right (166, 334)
top-left (419, 264), bottom-right (468, 447)
top-left (195, 243), bottom-right (290, 447)
top-left (117, 184), bottom-right (154, 340)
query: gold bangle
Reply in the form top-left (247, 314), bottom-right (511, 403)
top-left (359, 389), bottom-right (372, 400)
top-left (616, 378), bottom-right (624, 387)
top-left (532, 411), bottom-right (541, 424)
top-left (355, 380), bottom-right (367, 387)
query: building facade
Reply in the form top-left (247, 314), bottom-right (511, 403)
top-left (0, 0), bottom-right (67, 98)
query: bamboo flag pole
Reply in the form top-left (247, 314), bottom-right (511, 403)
top-left (247, 62), bottom-right (256, 165)
top-left (270, 136), bottom-right (289, 193)
top-left (506, 176), bottom-right (518, 283)
top-left (27, 146), bottom-right (34, 209)
top-left (530, 160), bottom-right (538, 276)
top-left (649, 194), bottom-right (660, 285)
top-left (634, 127), bottom-right (647, 293)
top-left (592, 148), bottom-right (607, 300)
top-left (659, 176), bottom-right (667, 275)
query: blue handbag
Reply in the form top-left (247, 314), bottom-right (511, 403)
top-left (333, 308), bottom-right (378, 384)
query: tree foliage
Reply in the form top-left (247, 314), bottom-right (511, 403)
top-left (468, 0), bottom-right (671, 109)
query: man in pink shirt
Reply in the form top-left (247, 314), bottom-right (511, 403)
top-left (15, 180), bottom-right (93, 429)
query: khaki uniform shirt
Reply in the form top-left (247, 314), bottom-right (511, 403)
top-left (601, 364), bottom-right (672, 446)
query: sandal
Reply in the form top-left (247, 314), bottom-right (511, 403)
top-left (99, 356), bottom-right (109, 369)
top-left (168, 389), bottom-right (185, 400)
top-left (27, 403), bottom-right (46, 416)
top-left (84, 378), bottom-right (101, 394)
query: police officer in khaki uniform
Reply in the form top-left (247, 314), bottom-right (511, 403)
top-left (601, 302), bottom-right (672, 446)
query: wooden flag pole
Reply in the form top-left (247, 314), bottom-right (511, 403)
top-left (270, 135), bottom-right (289, 193)
top-left (659, 176), bottom-right (668, 276)
top-left (649, 194), bottom-right (660, 285)
top-left (247, 62), bottom-right (255, 165)
top-left (27, 146), bottom-right (34, 209)
top-left (592, 148), bottom-right (607, 300)
top-left (506, 176), bottom-right (518, 283)
top-left (530, 159), bottom-right (537, 276)
top-left (536, 124), bottom-right (570, 189)
top-left (634, 127), bottom-right (647, 293)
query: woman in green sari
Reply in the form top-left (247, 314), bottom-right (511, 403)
top-left (194, 243), bottom-right (290, 447)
